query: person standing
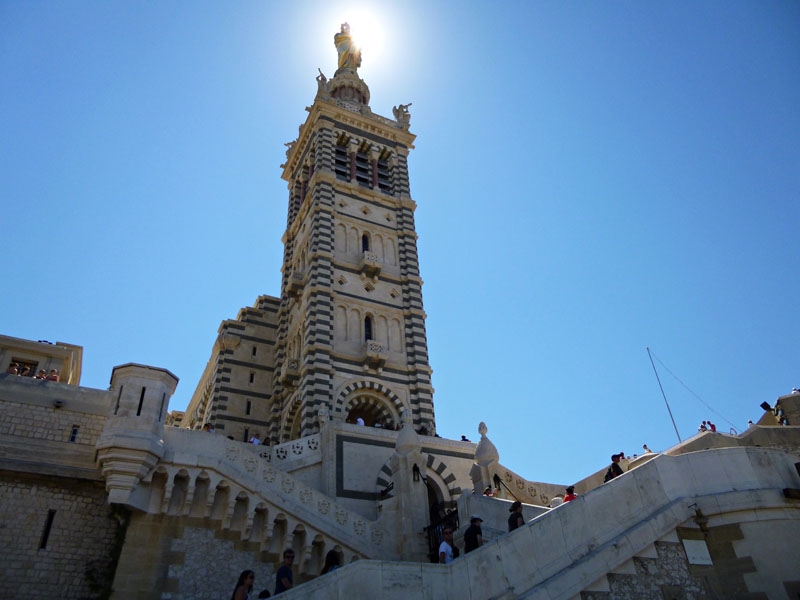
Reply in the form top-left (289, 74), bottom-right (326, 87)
top-left (230, 570), bottom-right (255, 600)
top-left (508, 501), bottom-right (524, 531)
top-left (274, 549), bottom-right (295, 594)
top-left (604, 454), bottom-right (624, 483)
top-left (464, 515), bottom-right (484, 553)
top-left (563, 486), bottom-right (577, 503)
top-left (320, 549), bottom-right (341, 574)
top-left (438, 528), bottom-right (455, 564)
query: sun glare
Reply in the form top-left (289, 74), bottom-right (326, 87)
top-left (345, 12), bottom-right (386, 67)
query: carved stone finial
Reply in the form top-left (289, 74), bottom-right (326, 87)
top-left (474, 422), bottom-right (498, 467)
top-left (395, 409), bottom-right (419, 456)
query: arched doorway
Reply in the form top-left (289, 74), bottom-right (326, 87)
top-left (344, 392), bottom-right (399, 428)
top-left (423, 472), bottom-right (458, 563)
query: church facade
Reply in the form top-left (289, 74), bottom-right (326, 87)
top-left (2, 25), bottom-right (800, 600)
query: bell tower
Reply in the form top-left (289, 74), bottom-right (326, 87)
top-left (271, 23), bottom-right (435, 441)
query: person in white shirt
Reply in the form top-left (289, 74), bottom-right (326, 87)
top-left (438, 528), bottom-right (455, 564)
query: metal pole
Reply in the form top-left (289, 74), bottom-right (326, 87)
top-left (647, 347), bottom-right (682, 443)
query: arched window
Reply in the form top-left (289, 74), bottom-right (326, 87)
top-left (361, 233), bottom-right (370, 252)
top-left (364, 316), bottom-right (373, 341)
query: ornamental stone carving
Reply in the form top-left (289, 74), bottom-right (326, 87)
top-left (371, 528), bottom-right (383, 546)
top-left (262, 467), bottom-right (277, 483)
top-left (335, 508), bottom-right (348, 525)
top-left (353, 520), bottom-right (366, 536)
top-left (318, 500), bottom-right (330, 515)
top-left (300, 488), bottom-right (313, 505)
top-left (281, 477), bottom-right (295, 494)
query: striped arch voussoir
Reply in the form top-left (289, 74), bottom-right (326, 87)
top-left (334, 380), bottom-right (404, 423)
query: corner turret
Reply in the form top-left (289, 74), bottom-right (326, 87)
top-left (96, 363), bottom-right (179, 507)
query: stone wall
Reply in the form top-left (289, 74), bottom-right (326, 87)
top-left (113, 514), bottom-right (285, 600)
top-left (1, 397), bottom-right (105, 444)
top-left (0, 472), bottom-right (122, 600)
top-left (582, 541), bottom-right (711, 600)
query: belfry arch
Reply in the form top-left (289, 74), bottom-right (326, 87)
top-left (334, 380), bottom-right (404, 427)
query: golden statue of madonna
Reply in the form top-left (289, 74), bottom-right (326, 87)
top-left (334, 23), bottom-right (361, 71)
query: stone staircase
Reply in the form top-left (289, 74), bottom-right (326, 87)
top-left (118, 428), bottom-right (392, 585)
top-left (269, 446), bottom-right (800, 599)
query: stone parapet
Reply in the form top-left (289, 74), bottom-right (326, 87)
top-left (0, 373), bottom-right (110, 479)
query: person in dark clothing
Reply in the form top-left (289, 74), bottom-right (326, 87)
top-left (464, 515), bottom-right (484, 553)
top-left (508, 501), bottom-right (524, 531)
top-left (274, 548), bottom-right (295, 594)
top-left (604, 453), bottom-right (625, 482)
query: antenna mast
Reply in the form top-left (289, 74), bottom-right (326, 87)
top-left (647, 347), bottom-right (682, 444)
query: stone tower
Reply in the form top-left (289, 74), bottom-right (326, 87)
top-left (183, 24), bottom-right (435, 445)
top-left (270, 23), bottom-right (435, 441)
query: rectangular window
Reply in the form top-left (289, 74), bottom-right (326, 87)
top-left (39, 509), bottom-right (56, 549)
top-left (377, 157), bottom-right (393, 194)
top-left (243, 428), bottom-right (250, 443)
top-left (334, 145), bottom-right (349, 181)
top-left (252, 346), bottom-right (257, 357)
top-left (355, 151), bottom-right (371, 187)
top-left (249, 372), bottom-right (255, 384)
top-left (246, 400), bottom-right (252, 416)
top-left (69, 425), bottom-right (79, 443)
top-left (11, 358), bottom-right (38, 377)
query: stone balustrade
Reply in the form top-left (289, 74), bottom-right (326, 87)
top-left (139, 428), bottom-right (391, 564)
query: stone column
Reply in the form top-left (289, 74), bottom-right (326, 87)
top-left (387, 412), bottom-right (429, 560)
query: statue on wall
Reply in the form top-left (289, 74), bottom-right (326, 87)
top-left (316, 68), bottom-right (329, 96)
top-left (392, 103), bottom-right (412, 128)
top-left (334, 23), bottom-right (362, 71)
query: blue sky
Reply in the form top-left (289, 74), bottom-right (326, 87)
top-left (2, 1), bottom-right (798, 486)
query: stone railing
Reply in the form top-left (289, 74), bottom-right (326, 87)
top-left (253, 432), bottom-right (322, 471)
top-left (150, 429), bottom-right (389, 561)
top-left (274, 447), bottom-right (800, 599)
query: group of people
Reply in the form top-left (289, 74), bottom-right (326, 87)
top-left (439, 514), bottom-right (487, 564)
top-left (5, 363), bottom-right (59, 381)
top-left (231, 548), bottom-right (341, 598)
top-left (439, 494), bottom-right (576, 565)
top-left (698, 420), bottom-right (717, 432)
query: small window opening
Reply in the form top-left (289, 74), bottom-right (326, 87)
top-left (364, 316), bottom-right (373, 341)
top-left (252, 346), bottom-right (257, 357)
top-left (249, 372), bottom-right (255, 384)
top-left (362, 234), bottom-right (370, 252)
top-left (243, 428), bottom-right (250, 443)
top-left (69, 426), bottom-right (79, 443)
top-left (246, 400), bottom-right (252, 416)
top-left (136, 387), bottom-right (146, 416)
top-left (114, 385), bottom-right (123, 415)
top-left (39, 509), bottom-right (56, 549)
